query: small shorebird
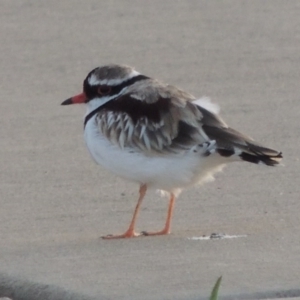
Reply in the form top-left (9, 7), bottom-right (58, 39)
top-left (61, 64), bottom-right (282, 239)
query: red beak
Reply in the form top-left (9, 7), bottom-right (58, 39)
top-left (61, 92), bottom-right (87, 105)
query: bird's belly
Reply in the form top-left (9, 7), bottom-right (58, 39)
top-left (84, 120), bottom-right (226, 193)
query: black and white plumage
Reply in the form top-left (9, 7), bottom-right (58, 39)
top-left (62, 64), bottom-right (282, 239)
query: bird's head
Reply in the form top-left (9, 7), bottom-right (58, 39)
top-left (61, 64), bottom-right (142, 107)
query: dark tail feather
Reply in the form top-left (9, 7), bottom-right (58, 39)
top-left (240, 150), bottom-right (282, 166)
top-left (239, 143), bottom-right (283, 166)
top-left (203, 125), bottom-right (283, 166)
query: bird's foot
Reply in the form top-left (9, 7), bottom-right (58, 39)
top-left (141, 228), bottom-right (170, 236)
top-left (102, 229), bottom-right (141, 239)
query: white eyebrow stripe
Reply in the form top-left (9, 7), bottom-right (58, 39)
top-left (88, 70), bottom-right (140, 86)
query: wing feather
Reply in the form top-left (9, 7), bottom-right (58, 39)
top-left (95, 80), bottom-right (211, 154)
top-left (94, 79), bottom-right (282, 165)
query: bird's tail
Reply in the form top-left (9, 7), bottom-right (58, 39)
top-left (203, 126), bottom-right (283, 166)
top-left (237, 143), bottom-right (282, 166)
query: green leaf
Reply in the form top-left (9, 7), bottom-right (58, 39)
top-left (209, 276), bottom-right (222, 300)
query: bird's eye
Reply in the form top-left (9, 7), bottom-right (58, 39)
top-left (97, 86), bottom-right (111, 95)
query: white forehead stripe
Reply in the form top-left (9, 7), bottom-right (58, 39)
top-left (88, 70), bottom-right (140, 86)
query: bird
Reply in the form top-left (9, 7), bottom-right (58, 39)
top-left (61, 64), bottom-right (282, 239)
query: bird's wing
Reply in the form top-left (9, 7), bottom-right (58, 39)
top-left (94, 79), bottom-right (227, 155)
top-left (95, 79), bottom-right (282, 164)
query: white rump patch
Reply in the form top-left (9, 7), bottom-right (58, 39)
top-left (193, 97), bottom-right (220, 114)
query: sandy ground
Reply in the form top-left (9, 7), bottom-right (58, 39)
top-left (0, 1), bottom-right (299, 299)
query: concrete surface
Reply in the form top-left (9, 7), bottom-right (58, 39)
top-left (0, 1), bottom-right (299, 299)
top-left (0, 273), bottom-right (98, 300)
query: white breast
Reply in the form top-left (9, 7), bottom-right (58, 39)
top-left (84, 116), bottom-right (226, 195)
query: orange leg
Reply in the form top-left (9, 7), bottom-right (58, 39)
top-left (142, 193), bottom-right (175, 236)
top-left (102, 184), bottom-right (147, 239)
